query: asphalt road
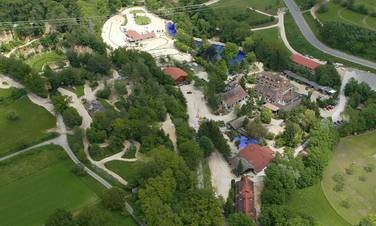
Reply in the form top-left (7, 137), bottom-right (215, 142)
top-left (282, 0), bottom-right (376, 70)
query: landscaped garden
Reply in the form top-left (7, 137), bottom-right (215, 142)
top-left (0, 145), bottom-right (101, 226)
top-left (105, 160), bottom-right (145, 185)
top-left (322, 132), bottom-right (376, 224)
top-left (0, 88), bottom-right (56, 157)
top-left (134, 15), bottom-right (151, 25)
top-left (26, 51), bottom-right (65, 71)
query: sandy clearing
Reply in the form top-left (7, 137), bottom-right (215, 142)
top-left (161, 113), bottom-right (178, 152)
top-left (208, 151), bottom-right (236, 200)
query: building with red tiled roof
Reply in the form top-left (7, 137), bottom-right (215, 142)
top-left (231, 144), bottom-right (274, 174)
top-left (235, 176), bottom-right (256, 218)
top-left (125, 29), bottom-right (155, 42)
top-left (291, 54), bottom-right (320, 71)
top-left (163, 67), bottom-right (188, 84)
top-left (221, 85), bottom-right (247, 110)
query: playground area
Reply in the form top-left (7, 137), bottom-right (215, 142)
top-left (102, 6), bottom-right (191, 62)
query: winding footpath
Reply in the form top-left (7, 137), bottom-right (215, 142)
top-left (282, 0), bottom-right (376, 69)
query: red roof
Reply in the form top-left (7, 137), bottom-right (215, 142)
top-left (163, 67), bottom-right (188, 81)
top-left (236, 176), bottom-right (256, 218)
top-left (126, 29), bottom-right (155, 41)
top-left (291, 54), bottom-right (320, 70)
top-left (239, 144), bottom-right (274, 173)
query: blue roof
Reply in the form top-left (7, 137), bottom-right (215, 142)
top-left (166, 22), bottom-right (176, 37)
top-left (234, 136), bottom-right (259, 150)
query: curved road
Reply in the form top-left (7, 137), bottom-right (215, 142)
top-left (282, 0), bottom-right (376, 70)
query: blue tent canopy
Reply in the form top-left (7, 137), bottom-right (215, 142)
top-left (234, 136), bottom-right (259, 150)
top-left (229, 50), bottom-right (246, 66)
top-left (166, 22), bottom-right (176, 37)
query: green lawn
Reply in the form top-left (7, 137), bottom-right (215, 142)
top-left (83, 203), bottom-right (137, 226)
top-left (284, 13), bottom-right (376, 73)
top-left (26, 51), bottom-right (65, 72)
top-left (322, 132), bottom-right (376, 224)
top-left (135, 15), bottom-right (151, 25)
top-left (0, 89), bottom-right (56, 157)
top-left (212, 0), bottom-right (283, 14)
top-left (105, 161), bottom-right (145, 185)
top-left (253, 27), bottom-right (291, 54)
top-left (317, 2), bottom-right (376, 31)
top-left (67, 85), bottom-right (85, 97)
top-left (287, 183), bottom-right (351, 226)
top-left (0, 145), bottom-right (100, 226)
top-left (130, 9), bottom-right (145, 14)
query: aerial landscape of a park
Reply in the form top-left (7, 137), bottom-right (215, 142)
top-left (0, 0), bottom-right (375, 225)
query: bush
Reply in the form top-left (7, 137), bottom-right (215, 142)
top-left (364, 164), bottom-right (374, 173)
top-left (71, 164), bottom-right (86, 177)
top-left (358, 175), bottom-right (366, 182)
top-left (6, 111), bottom-right (19, 121)
top-left (332, 172), bottom-right (344, 183)
top-left (102, 187), bottom-right (126, 211)
top-left (62, 107), bottom-right (82, 128)
top-left (340, 200), bottom-right (350, 209)
top-left (96, 86), bottom-right (111, 99)
top-left (333, 183), bottom-right (344, 192)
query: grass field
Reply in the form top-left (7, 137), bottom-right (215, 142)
top-left (287, 183), bottom-right (351, 226)
top-left (212, 0), bottom-right (282, 14)
top-left (105, 161), bottom-right (145, 185)
top-left (253, 27), bottom-right (291, 54)
top-left (284, 13), bottom-right (376, 73)
top-left (317, 2), bottom-right (376, 31)
top-left (0, 89), bottom-right (56, 157)
top-left (0, 145), bottom-right (100, 226)
top-left (135, 15), bottom-right (151, 25)
top-left (26, 51), bottom-right (65, 72)
top-left (322, 132), bottom-right (376, 224)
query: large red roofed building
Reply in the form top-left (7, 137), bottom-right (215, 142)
top-left (291, 54), bottom-right (320, 71)
top-left (231, 144), bottom-right (274, 174)
top-left (235, 176), bottom-right (256, 218)
top-left (125, 29), bottom-right (155, 42)
top-left (163, 67), bottom-right (188, 84)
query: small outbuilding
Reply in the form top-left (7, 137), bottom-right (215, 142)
top-left (291, 54), bottom-right (321, 72)
top-left (163, 67), bottom-right (188, 84)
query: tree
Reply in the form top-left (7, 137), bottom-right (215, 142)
top-left (222, 42), bottom-right (238, 61)
top-left (261, 108), bottom-right (272, 124)
top-left (228, 213), bottom-right (255, 226)
top-left (282, 122), bottom-right (303, 148)
top-left (63, 107), bottom-right (82, 128)
top-left (51, 94), bottom-right (70, 113)
top-left (178, 140), bottom-right (203, 170)
top-left (245, 120), bottom-right (268, 140)
top-left (114, 80), bottom-right (127, 95)
top-left (76, 207), bottom-right (112, 226)
top-left (102, 187), bottom-right (126, 211)
top-left (198, 121), bottom-right (231, 158)
top-left (236, 159), bottom-right (244, 176)
top-left (199, 136), bottom-right (215, 157)
top-left (242, 36), bottom-right (255, 52)
top-left (45, 209), bottom-right (75, 226)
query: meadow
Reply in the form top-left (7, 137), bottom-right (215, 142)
top-left (0, 88), bottom-right (56, 157)
top-left (287, 183), bottom-right (351, 226)
top-left (322, 132), bottom-right (376, 224)
top-left (212, 0), bottom-right (282, 14)
top-left (0, 145), bottom-right (100, 226)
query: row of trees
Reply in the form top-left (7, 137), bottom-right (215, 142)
top-left (320, 22), bottom-right (376, 62)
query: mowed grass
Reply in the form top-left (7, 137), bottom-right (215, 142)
top-left (212, 0), bottom-right (283, 14)
top-left (253, 27), bottom-right (291, 54)
top-left (0, 145), bottom-right (100, 226)
top-left (0, 89), bottom-right (55, 156)
top-left (26, 51), bottom-right (65, 72)
top-left (287, 183), bottom-right (351, 226)
top-left (322, 132), bottom-right (376, 224)
top-left (134, 15), bottom-right (151, 25)
top-left (317, 2), bottom-right (376, 31)
top-left (105, 161), bottom-right (145, 185)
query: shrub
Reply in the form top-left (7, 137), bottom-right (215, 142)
top-left (333, 183), bottom-right (344, 192)
top-left (340, 200), bottom-right (350, 209)
top-left (102, 187), bottom-right (126, 211)
top-left (6, 111), bottom-right (19, 121)
top-left (364, 164), bottom-right (374, 173)
top-left (358, 175), bottom-right (366, 182)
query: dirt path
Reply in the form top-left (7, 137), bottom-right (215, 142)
top-left (5, 38), bottom-right (40, 57)
top-left (161, 114), bottom-right (178, 152)
top-left (208, 151), bottom-right (236, 200)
